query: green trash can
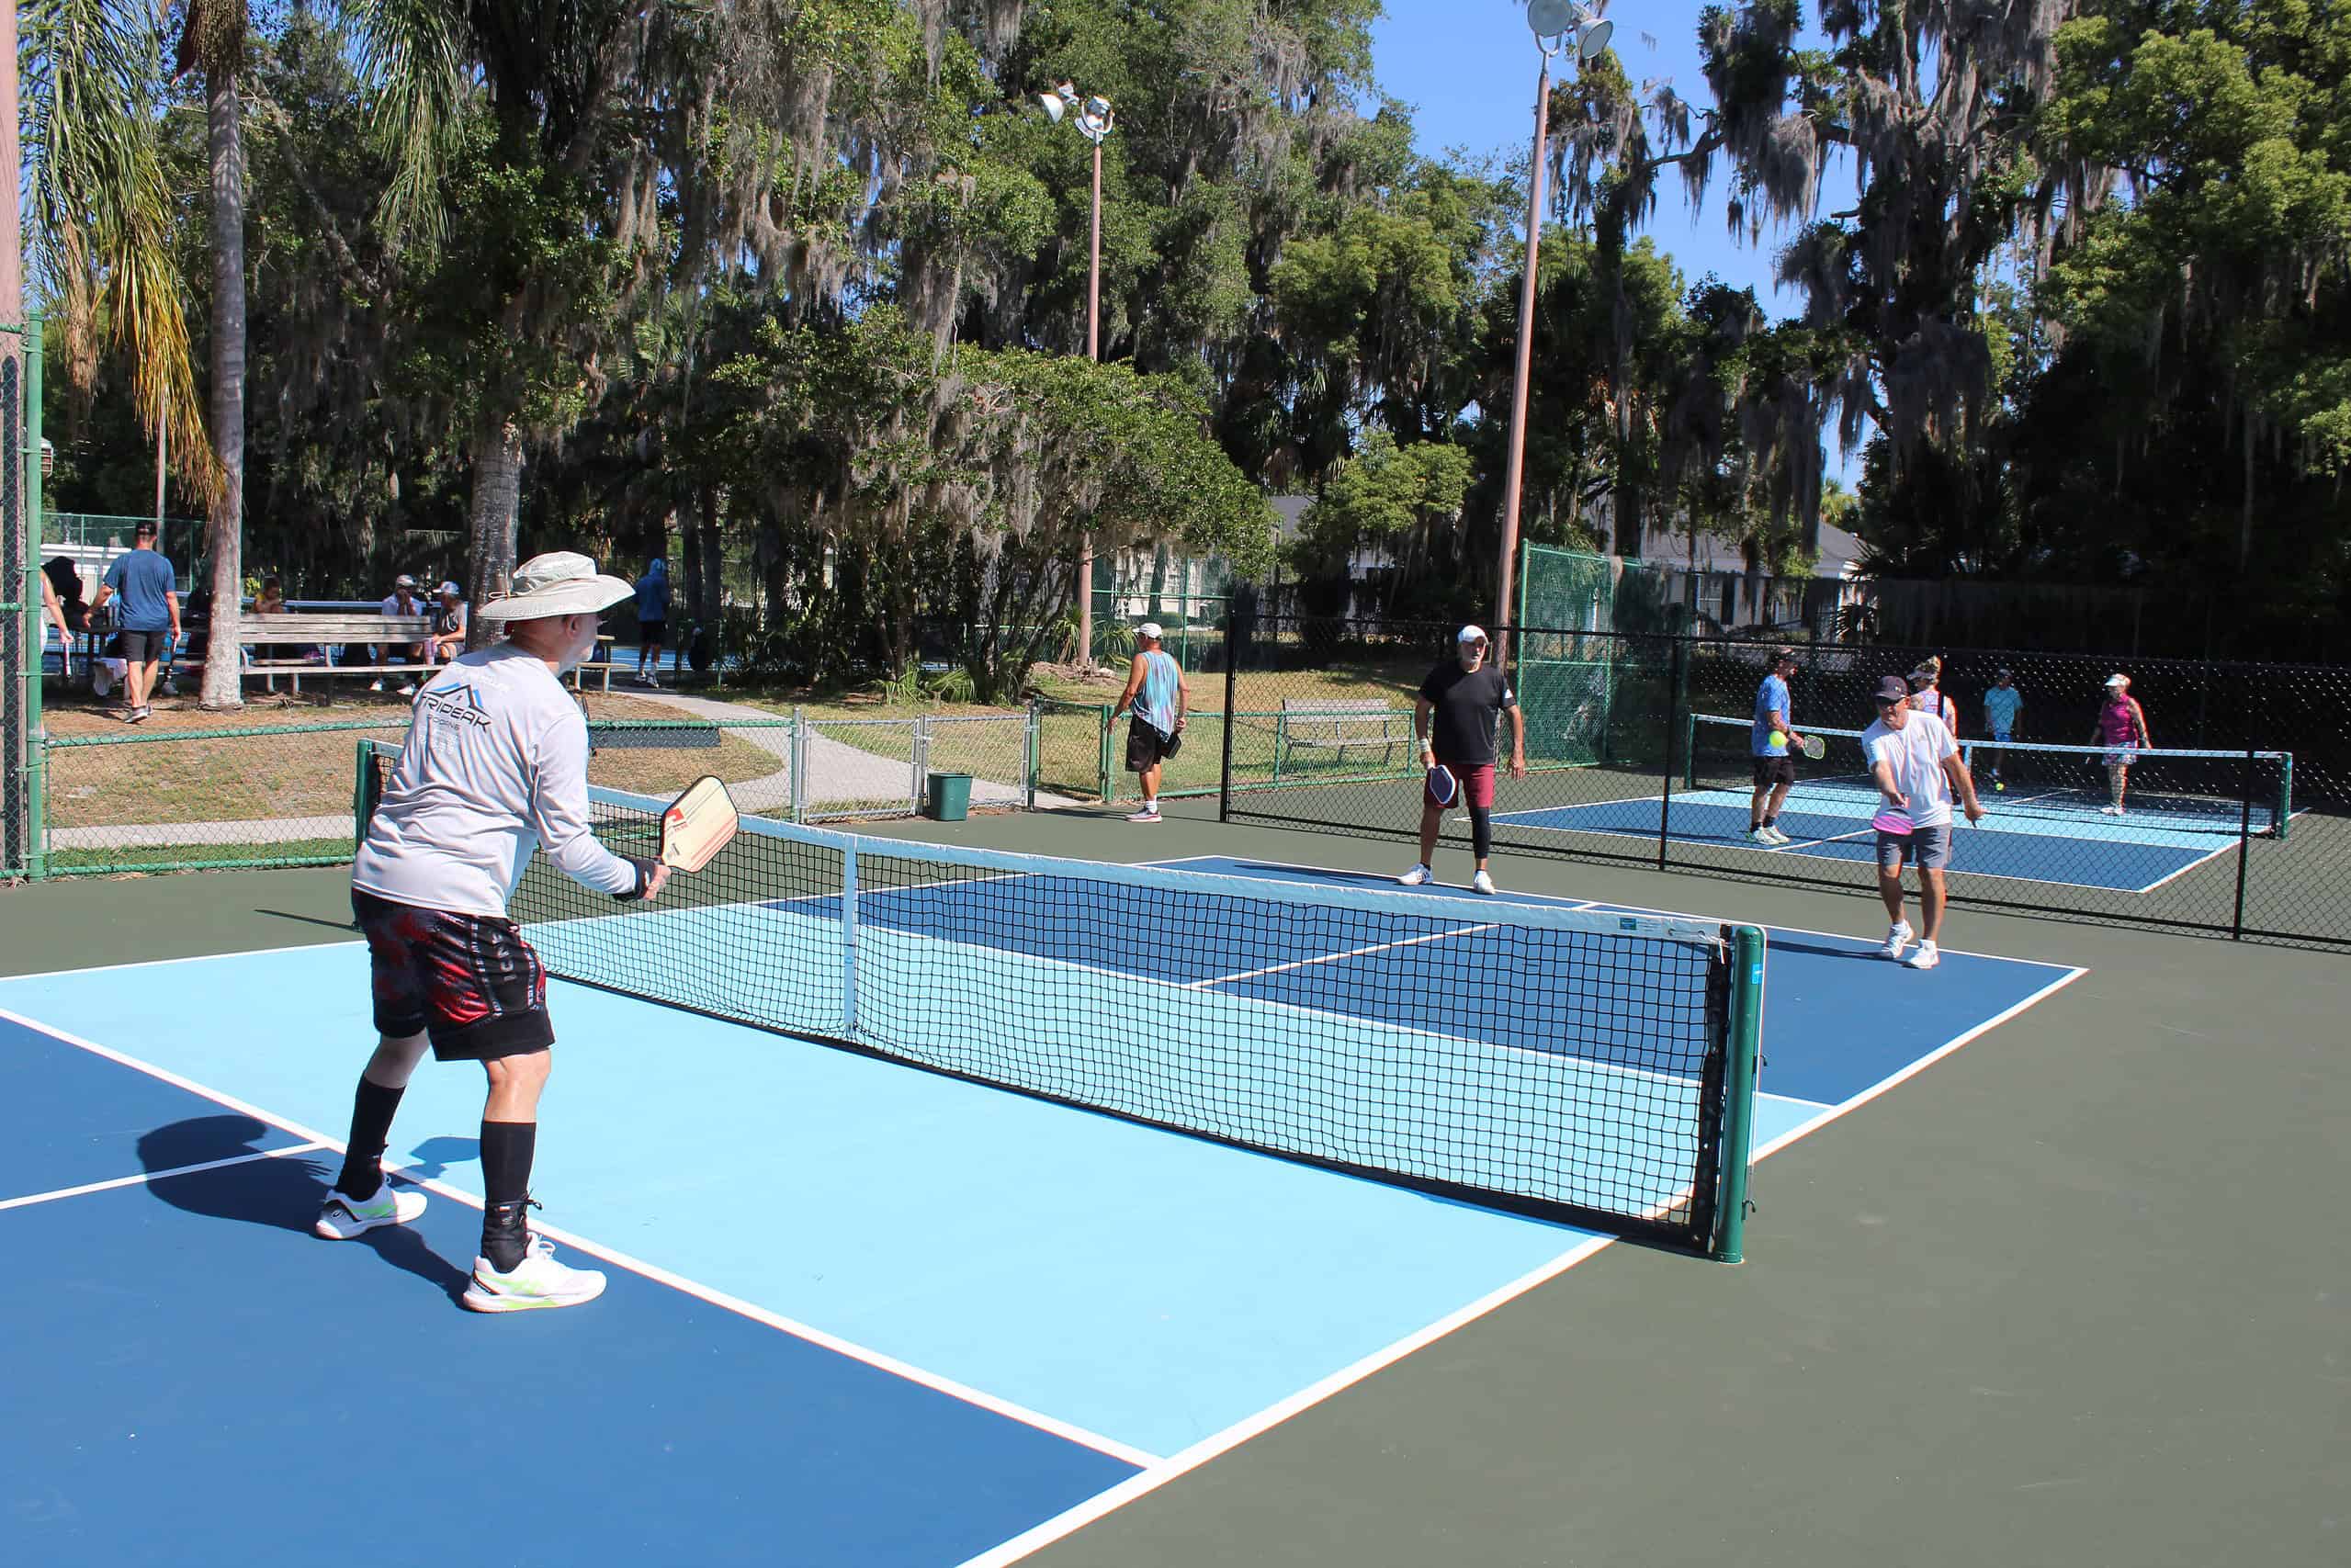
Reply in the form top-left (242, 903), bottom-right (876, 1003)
top-left (923, 772), bottom-right (973, 821)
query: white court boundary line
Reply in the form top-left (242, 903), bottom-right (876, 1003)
top-left (0, 1004), bottom-right (1158, 1472)
top-left (951, 957), bottom-right (2091, 1568)
top-left (0, 1140), bottom-right (328, 1211)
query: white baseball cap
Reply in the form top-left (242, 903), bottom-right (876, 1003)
top-left (2104, 673), bottom-right (2130, 688)
top-left (474, 552), bottom-right (635, 622)
top-left (392, 573), bottom-right (417, 588)
top-left (1136, 622), bottom-right (1164, 640)
top-left (1457, 625), bottom-right (1488, 644)
top-left (438, 581), bottom-right (461, 596)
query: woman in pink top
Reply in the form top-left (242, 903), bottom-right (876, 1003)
top-left (2086, 672), bottom-right (2152, 814)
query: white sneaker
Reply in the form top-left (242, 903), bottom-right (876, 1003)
top-left (313, 1183), bottom-right (428, 1240)
top-left (368, 679), bottom-right (385, 693)
top-left (1881, 920), bottom-right (1914, 960)
top-left (462, 1235), bottom-right (608, 1314)
top-left (1397, 863), bottom-right (1431, 886)
top-left (1125, 806), bottom-right (1161, 823)
top-left (1761, 825), bottom-right (1792, 845)
top-left (2099, 804), bottom-right (2122, 816)
top-left (1746, 826), bottom-right (1769, 843)
top-left (396, 682), bottom-right (417, 696)
top-left (1905, 940), bottom-right (1941, 971)
top-left (1472, 870), bottom-right (1496, 895)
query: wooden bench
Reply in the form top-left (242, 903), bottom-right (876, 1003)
top-left (228, 615), bottom-right (616, 694)
top-left (1276, 696), bottom-right (1414, 774)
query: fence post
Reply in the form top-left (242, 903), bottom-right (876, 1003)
top-left (1096, 704), bottom-right (1113, 802)
top-left (1658, 638), bottom-right (1687, 873)
top-left (911, 716), bottom-right (928, 815)
top-left (1219, 613), bottom-right (1240, 823)
top-left (2231, 742), bottom-right (2255, 941)
top-left (1025, 700), bottom-right (1039, 810)
top-left (21, 319), bottom-right (44, 880)
top-left (790, 706), bottom-right (807, 823)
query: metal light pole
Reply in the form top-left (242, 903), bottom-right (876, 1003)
top-left (1495, 3), bottom-right (1612, 668)
top-left (1042, 82), bottom-right (1115, 668)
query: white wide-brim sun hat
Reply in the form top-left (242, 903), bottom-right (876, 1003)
top-left (473, 551), bottom-right (636, 622)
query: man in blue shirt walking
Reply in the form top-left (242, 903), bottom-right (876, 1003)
top-left (90, 521), bottom-right (181, 723)
top-left (632, 558), bottom-right (670, 686)
top-left (1748, 647), bottom-right (1807, 844)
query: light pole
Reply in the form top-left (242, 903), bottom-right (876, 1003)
top-left (1041, 80), bottom-right (1115, 668)
top-left (1494, 2), bottom-right (1611, 668)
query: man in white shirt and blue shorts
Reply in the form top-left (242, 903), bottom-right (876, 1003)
top-left (322, 552), bottom-right (672, 1312)
top-left (1861, 673), bottom-right (1985, 971)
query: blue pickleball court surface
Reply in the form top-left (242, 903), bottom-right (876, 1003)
top-left (1496, 779), bottom-right (2258, 892)
top-left (0, 849), bottom-right (2083, 1566)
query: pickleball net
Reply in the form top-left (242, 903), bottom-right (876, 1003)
top-left (358, 742), bottom-right (1767, 1257)
top-left (1686, 714), bottom-right (2294, 838)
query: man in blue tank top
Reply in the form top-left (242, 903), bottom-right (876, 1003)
top-left (1107, 623), bottom-right (1189, 823)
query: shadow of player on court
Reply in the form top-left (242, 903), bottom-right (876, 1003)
top-left (401, 1134), bottom-right (478, 1180)
top-left (136, 1115), bottom-right (471, 1306)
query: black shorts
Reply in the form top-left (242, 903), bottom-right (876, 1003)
top-left (119, 627), bottom-right (174, 664)
top-left (351, 888), bottom-right (554, 1061)
top-left (1751, 754), bottom-right (1796, 789)
top-left (639, 619), bottom-right (667, 645)
top-left (1125, 718), bottom-right (1179, 772)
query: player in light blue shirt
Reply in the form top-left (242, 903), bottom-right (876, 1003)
top-left (1982, 668), bottom-right (2022, 792)
top-left (1107, 623), bottom-right (1190, 823)
top-left (1747, 648), bottom-right (1806, 844)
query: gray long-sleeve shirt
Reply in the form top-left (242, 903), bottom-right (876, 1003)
top-left (353, 644), bottom-right (638, 917)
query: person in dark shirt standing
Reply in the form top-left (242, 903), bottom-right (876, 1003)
top-left (1399, 625), bottom-right (1526, 895)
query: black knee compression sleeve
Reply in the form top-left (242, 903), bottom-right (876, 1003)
top-left (1470, 804), bottom-right (1493, 859)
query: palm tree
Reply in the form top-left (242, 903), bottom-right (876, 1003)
top-left (21, 1), bottom-right (213, 512)
top-left (178, 1), bottom-right (250, 709)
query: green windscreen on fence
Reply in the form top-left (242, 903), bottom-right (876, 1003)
top-left (1516, 546), bottom-right (1622, 766)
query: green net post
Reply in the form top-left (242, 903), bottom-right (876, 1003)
top-left (1682, 709), bottom-right (1697, 792)
top-left (1713, 924), bottom-right (1767, 1263)
top-left (1024, 700), bottom-right (1039, 809)
top-left (2275, 753), bottom-right (2292, 841)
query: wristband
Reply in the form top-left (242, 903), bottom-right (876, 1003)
top-left (611, 856), bottom-right (656, 902)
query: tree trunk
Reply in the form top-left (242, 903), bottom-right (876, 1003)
top-left (465, 415), bottom-right (524, 649)
top-left (199, 60), bottom-right (246, 710)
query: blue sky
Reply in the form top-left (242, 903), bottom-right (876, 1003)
top-left (1366, 0), bottom-right (1870, 475)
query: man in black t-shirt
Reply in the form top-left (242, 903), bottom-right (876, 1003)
top-left (1400, 625), bottom-right (1526, 894)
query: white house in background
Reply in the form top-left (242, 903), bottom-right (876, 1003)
top-left (1630, 517), bottom-right (1868, 637)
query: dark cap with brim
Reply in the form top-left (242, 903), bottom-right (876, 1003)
top-left (1873, 675), bottom-right (1912, 705)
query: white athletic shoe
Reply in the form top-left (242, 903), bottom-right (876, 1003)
top-left (1125, 806), bottom-right (1161, 823)
top-left (1881, 920), bottom-right (1914, 960)
top-left (1397, 863), bottom-right (1431, 886)
top-left (1472, 870), bottom-right (1497, 896)
top-left (1761, 825), bottom-right (1793, 845)
top-left (313, 1183), bottom-right (427, 1240)
top-left (396, 682), bottom-right (417, 696)
top-left (1746, 826), bottom-right (1769, 844)
top-left (1905, 940), bottom-right (1941, 971)
top-left (2099, 804), bottom-right (2122, 816)
top-left (462, 1235), bottom-right (608, 1314)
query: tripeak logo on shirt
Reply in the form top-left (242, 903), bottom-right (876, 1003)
top-left (416, 682), bottom-right (492, 727)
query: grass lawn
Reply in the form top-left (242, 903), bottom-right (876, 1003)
top-left (41, 692), bottom-right (777, 838)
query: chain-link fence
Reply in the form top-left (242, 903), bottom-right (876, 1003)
top-left (1216, 613), bottom-right (2350, 948)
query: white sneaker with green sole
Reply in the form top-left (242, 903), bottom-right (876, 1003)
top-left (313, 1183), bottom-right (428, 1240)
top-left (463, 1235), bottom-right (608, 1314)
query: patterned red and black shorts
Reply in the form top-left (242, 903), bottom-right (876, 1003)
top-left (351, 889), bottom-right (554, 1061)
